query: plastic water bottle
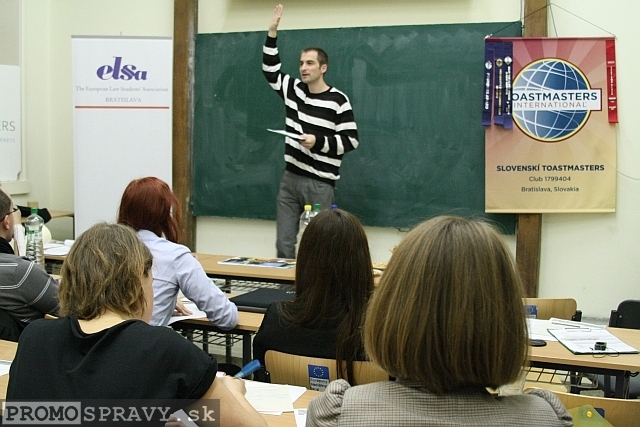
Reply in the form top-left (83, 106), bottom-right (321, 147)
top-left (25, 208), bottom-right (45, 267)
top-left (310, 203), bottom-right (322, 220)
top-left (299, 205), bottom-right (312, 231)
top-left (295, 205), bottom-right (313, 257)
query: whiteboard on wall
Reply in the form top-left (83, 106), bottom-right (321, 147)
top-left (72, 36), bottom-right (172, 236)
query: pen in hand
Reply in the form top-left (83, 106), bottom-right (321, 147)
top-left (234, 359), bottom-right (262, 379)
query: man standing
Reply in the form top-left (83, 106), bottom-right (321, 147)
top-left (263, 4), bottom-right (360, 259)
top-left (0, 186), bottom-right (59, 339)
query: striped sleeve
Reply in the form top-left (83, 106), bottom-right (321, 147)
top-left (262, 36), bottom-right (286, 97)
top-left (312, 91), bottom-right (359, 157)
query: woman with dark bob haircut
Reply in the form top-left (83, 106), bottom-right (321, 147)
top-left (253, 209), bottom-right (374, 384)
top-left (7, 223), bottom-right (266, 426)
top-left (118, 176), bottom-right (237, 329)
top-left (307, 216), bottom-right (572, 426)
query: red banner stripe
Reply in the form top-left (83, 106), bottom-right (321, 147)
top-left (606, 39), bottom-right (618, 123)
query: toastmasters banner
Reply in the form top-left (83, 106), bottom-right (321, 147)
top-left (484, 38), bottom-right (617, 213)
top-left (72, 36), bottom-right (172, 236)
top-left (0, 65), bottom-right (21, 182)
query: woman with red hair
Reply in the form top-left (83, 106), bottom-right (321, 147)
top-left (118, 177), bottom-right (238, 329)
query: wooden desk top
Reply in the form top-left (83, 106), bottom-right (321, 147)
top-left (46, 253), bottom-right (298, 282)
top-left (20, 210), bottom-right (74, 224)
top-left (46, 252), bottom-right (382, 285)
top-left (196, 254), bottom-right (381, 284)
top-left (529, 327), bottom-right (640, 372)
top-left (262, 389), bottom-right (321, 427)
top-left (0, 340), bottom-right (18, 400)
top-left (196, 254), bottom-right (296, 283)
top-left (177, 310), bottom-right (264, 333)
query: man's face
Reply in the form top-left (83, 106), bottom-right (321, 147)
top-left (0, 188), bottom-right (16, 241)
top-left (299, 50), bottom-right (327, 85)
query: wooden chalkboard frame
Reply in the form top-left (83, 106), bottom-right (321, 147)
top-left (192, 22), bottom-right (521, 233)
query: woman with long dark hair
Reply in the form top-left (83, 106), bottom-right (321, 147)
top-left (253, 208), bottom-right (374, 384)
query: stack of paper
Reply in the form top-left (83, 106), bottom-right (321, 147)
top-left (244, 381), bottom-right (306, 414)
top-left (43, 239), bottom-right (74, 256)
top-left (527, 318), bottom-right (606, 342)
top-left (171, 383), bottom-right (310, 427)
top-left (168, 302), bottom-right (208, 325)
top-left (245, 381), bottom-right (311, 426)
top-left (548, 328), bottom-right (638, 355)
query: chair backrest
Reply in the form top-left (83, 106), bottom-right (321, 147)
top-left (264, 350), bottom-right (388, 389)
top-left (522, 298), bottom-right (578, 320)
top-left (550, 389), bottom-right (640, 427)
top-left (609, 300), bottom-right (640, 329)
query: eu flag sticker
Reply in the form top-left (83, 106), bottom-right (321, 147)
top-left (524, 305), bottom-right (538, 319)
top-left (308, 365), bottom-right (330, 391)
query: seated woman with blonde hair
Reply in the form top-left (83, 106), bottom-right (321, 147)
top-left (307, 216), bottom-right (572, 427)
top-left (7, 223), bottom-right (266, 427)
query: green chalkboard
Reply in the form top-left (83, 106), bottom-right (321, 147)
top-left (193, 22), bottom-right (521, 232)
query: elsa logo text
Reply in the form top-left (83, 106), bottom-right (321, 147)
top-left (96, 57), bottom-right (147, 81)
top-left (512, 59), bottom-right (601, 143)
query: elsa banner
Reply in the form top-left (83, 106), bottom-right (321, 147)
top-left (71, 36), bottom-right (173, 235)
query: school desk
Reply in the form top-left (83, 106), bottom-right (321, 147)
top-left (171, 309), bottom-right (264, 366)
top-left (528, 327), bottom-right (640, 398)
top-left (19, 210), bottom-right (74, 224)
top-left (195, 254), bottom-right (295, 285)
top-left (44, 253), bottom-right (296, 285)
top-left (173, 314), bottom-right (640, 398)
top-left (0, 339), bottom-right (17, 399)
top-left (46, 252), bottom-right (383, 286)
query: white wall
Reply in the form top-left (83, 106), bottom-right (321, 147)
top-left (18, 0), bottom-right (639, 318)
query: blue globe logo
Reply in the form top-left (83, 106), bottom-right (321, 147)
top-left (513, 59), bottom-right (592, 142)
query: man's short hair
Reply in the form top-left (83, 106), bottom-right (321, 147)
top-left (0, 188), bottom-right (11, 219)
top-left (364, 216), bottom-right (527, 395)
top-left (302, 47), bottom-right (328, 67)
top-left (59, 222), bottom-right (153, 320)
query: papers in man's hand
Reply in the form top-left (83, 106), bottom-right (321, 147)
top-left (267, 129), bottom-right (305, 140)
top-left (244, 381), bottom-right (306, 414)
top-left (548, 328), bottom-right (639, 355)
top-left (168, 302), bottom-right (207, 325)
top-left (43, 240), bottom-right (74, 256)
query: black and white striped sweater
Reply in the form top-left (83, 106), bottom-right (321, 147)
top-left (262, 36), bottom-right (359, 186)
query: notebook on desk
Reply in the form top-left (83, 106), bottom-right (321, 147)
top-left (229, 288), bottom-right (295, 313)
top-left (548, 328), bottom-right (639, 355)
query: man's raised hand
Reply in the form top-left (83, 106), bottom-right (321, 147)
top-left (268, 4), bottom-right (283, 37)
